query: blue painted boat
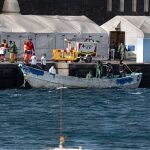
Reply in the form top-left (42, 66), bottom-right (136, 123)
top-left (19, 64), bottom-right (142, 89)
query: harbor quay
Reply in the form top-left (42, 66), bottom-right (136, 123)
top-left (0, 60), bottom-right (149, 89)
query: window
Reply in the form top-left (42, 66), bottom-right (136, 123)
top-left (107, 0), bottom-right (112, 11)
top-left (120, 0), bottom-right (124, 12)
top-left (132, 0), bottom-right (137, 12)
top-left (144, 0), bottom-right (149, 12)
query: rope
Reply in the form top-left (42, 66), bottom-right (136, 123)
top-left (124, 63), bottom-right (133, 73)
top-left (59, 88), bottom-right (63, 141)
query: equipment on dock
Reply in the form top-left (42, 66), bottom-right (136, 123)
top-left (52, 38), bottom-right (97, 63)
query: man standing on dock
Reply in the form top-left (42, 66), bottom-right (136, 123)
top-left (118, 42), bottom-right (127, 61)
top-left (9, 41), bottom-right (18, 63)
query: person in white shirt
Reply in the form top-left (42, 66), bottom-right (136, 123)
top-left (30, 53), bottom-right (37, 68)
top-left (49, 65), bottom-right (56, 78)
top-left (0, 44), bottom-right (7, 62)
top-left (41, 54), bottom-right (46, 70)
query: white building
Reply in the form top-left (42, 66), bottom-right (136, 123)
top-left (101, 15), bottom-right (150, 63)
top-left (0, 0), bottom-right (109, 60)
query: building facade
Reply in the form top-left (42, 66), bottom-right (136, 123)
top-left (0, 0), bottom-right (149, 25)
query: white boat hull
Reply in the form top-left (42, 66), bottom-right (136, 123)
top-left (19, 64), bottom-right (142, 89)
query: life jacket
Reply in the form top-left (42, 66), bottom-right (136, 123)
top-left (26, 40), bottom-right (34, 51)
top-left (29, 42), bottom-right (34, 51)
top-left (25, 41), bottom-right (31, 50)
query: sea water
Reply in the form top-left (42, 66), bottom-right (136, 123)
top-left (0, 88), bottom-right (150, 150)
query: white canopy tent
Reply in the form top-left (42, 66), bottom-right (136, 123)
top-left (101, 16), bottom-right (150, 63)
top-left (0, 14), bottom-right (109, 60)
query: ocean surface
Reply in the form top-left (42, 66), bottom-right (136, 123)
top-left (0, 88), bottom-right (150, 150)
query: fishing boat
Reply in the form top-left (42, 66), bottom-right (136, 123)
top-left (19, 64), bottom-right (142, 89)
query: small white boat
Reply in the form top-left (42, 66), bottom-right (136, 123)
top-left (48, 145), bottom-right (83, 150)
top-left (19, 64), bottom-right (142, 89)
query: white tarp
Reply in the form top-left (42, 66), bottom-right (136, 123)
top-left (0, 14), bottom-right (109, 60)
top-left (101, 16), bottom-right (150, 61)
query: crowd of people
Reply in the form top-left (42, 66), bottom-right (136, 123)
top-left (0, 39), bottom-right (18, 63)
top-left (0, 38), bottom-right (129, 78)
top-left (86, 60), bottom-right (128, 79)
top-left (0, 38), bottom-right (50, 69)
top-left (109, 41), bottom-right (127, 61)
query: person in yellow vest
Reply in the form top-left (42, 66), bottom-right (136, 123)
top-left (9, 41), bottom-right (18, 63)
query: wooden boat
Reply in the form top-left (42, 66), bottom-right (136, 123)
top-left (19, 64), bottom-right (142, 89)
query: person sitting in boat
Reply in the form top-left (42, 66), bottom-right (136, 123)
top-left (119, 60), bottom-right (126, 77)
top-left (106, 63), bottom-right (113, 78)
top-left (86, 70), bottom-right (93, 79)
top-left (96, 60), bottom-right (103, 78)
top-left (49, 65), bottom-right (56, 78)
top-left (30, 53), bottom-right (37, 68)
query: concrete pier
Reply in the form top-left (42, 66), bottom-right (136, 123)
top-left (0, 60), bottom-right (150, 89)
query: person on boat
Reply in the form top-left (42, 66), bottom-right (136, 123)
top-left (86, 70), bottom-right (93, 79)
top-left (9, 41), bottom-right (18, 63)
top-left (41, 53), bottom-right (47, 70)
top-left (118, 42), bottom-right (127, 61)
top-left (96, 60), bottom-right (103, 78)
top-left (0, 44), bottom-right (7, 62)
top-left (118, 60), bottom-right (126, 77)
top-left (30, 53), bottom-right (37, 68)
top-left (49, 65), bottom-right (56, 77)
top-left (106, 63), bottom-right (113, 78)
